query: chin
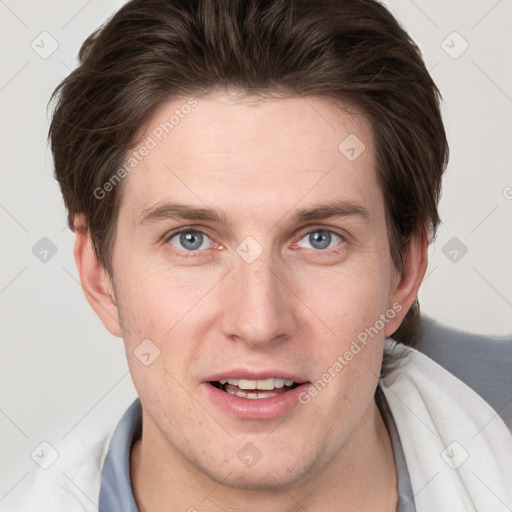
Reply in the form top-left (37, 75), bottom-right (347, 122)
top-left (213, 466), bottom-right (305, 491)
top-left (200, 444), bottom-right (321, 491)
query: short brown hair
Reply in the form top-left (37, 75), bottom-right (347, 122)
top-left (48, 0), bottom-right (448, 378)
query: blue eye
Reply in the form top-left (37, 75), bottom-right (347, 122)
top-left (298, 230), bottom-right (342, 250)
top-left (168, 231), bottom-right (213, 252)
top-left (166, 228), bottom-right (343, 257)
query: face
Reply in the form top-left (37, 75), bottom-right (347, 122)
top-left (101, 92), bottom-right (408, 488)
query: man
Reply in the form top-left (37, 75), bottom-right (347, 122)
top-left (5, 0), bottom-right (511, 511)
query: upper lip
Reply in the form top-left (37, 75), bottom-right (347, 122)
top-left (203, 370), bottom-right (309, 383)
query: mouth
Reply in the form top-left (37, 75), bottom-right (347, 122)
top-left (203, 374), bottom-right (310, 419)
top-left (209, 378), bottom-right (301, 399)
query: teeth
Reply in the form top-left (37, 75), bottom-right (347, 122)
top-left (220, 378), bottom-right (295, 390)
top-left (225, 388), bottom-right (280, 399)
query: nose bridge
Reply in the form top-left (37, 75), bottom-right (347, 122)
top-left (221, 251), bottom-right (295, 347)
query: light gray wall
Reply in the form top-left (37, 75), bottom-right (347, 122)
top-left (1, 0), bottom-right (511, 498)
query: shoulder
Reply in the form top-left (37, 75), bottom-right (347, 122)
top-left (0, 429), bottom-right (113, 512)
top-left (414, 317), bottom-right (512, 431)
top-left (381, 337), bottom-right (512, 511)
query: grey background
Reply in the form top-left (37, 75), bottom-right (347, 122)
top-left (1, 0), bottom-right (511, 500)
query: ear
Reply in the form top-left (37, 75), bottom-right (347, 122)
top-left (73, 215), bottom-right (123, 338)
top-left (384, 230), bottom-right (428, 337)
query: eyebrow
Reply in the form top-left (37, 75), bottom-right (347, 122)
top-left (135, 199), bottom-right (371, 227)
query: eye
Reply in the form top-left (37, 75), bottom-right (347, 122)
top-left (168, 230), bottom-right (214, 252)
top-left (296, 229), bottom-right (343, 251)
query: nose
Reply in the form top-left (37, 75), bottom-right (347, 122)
top-left (220, 253), bottom-right (297, 349)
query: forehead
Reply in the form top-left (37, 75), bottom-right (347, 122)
top-left (121, 92), bottom-right (381, 226)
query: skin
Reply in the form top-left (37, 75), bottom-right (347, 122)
top-left (74, 91), bottom-right (427, 511)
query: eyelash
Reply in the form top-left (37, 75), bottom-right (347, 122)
top-left (166, 229), bottom-right (220, 259)
top-left (164, 227), bottom-right (346, 259)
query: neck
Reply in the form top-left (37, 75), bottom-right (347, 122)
top-left (131, 398), bottom-right (397, 512)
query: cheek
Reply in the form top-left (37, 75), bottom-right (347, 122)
top-left (112, 263), bottom-right (224, 397)
top-left (297, 258), bottom-right (393, 336)
top-left (114, 260), bottom-right (216, 334)
top-left (298, 273), bottom-right (386, 425)
top-left (293, 258), bottom-right (391, 401)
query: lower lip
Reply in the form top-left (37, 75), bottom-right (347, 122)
top-left (202, 382), bottom-right (310, 420)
